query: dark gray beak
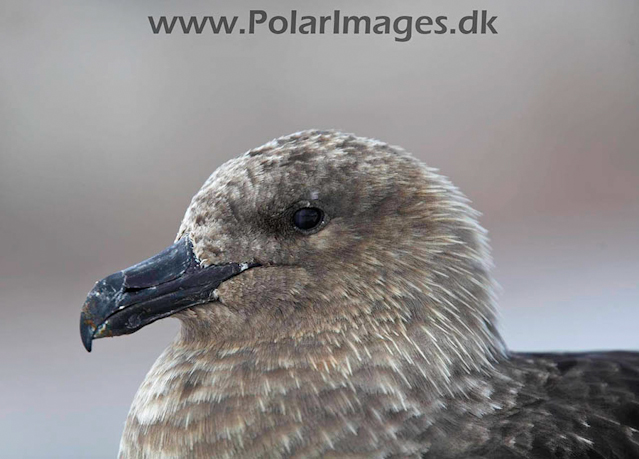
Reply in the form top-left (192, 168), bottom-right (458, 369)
top-left (80, 238), bottom-right (257, 352)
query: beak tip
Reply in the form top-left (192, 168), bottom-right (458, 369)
top-left (80, 316), bottom-right (94, 352)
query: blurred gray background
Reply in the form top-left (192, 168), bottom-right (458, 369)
top-left (1, 1), bottom-right (638, 457)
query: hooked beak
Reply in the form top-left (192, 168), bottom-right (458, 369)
top-left (79, 237), bottom-right (258, 352)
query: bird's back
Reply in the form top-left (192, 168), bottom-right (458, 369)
top-left (426, 351), bottom-right (639, 459)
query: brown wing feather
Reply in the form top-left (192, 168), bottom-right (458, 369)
top-left (423, 352), bottom-right (639, 459)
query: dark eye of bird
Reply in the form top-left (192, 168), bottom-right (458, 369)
top-left (293, 207), bottom-right (323, 231)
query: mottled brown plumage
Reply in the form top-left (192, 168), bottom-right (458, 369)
top-left (82, 131), bottom-right (638, 458)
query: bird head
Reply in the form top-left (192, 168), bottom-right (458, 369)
top-left (80, 130), bottom-right (504, 377)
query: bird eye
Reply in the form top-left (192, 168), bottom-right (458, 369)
top-left (293, 207), bottom-right (323, 232)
